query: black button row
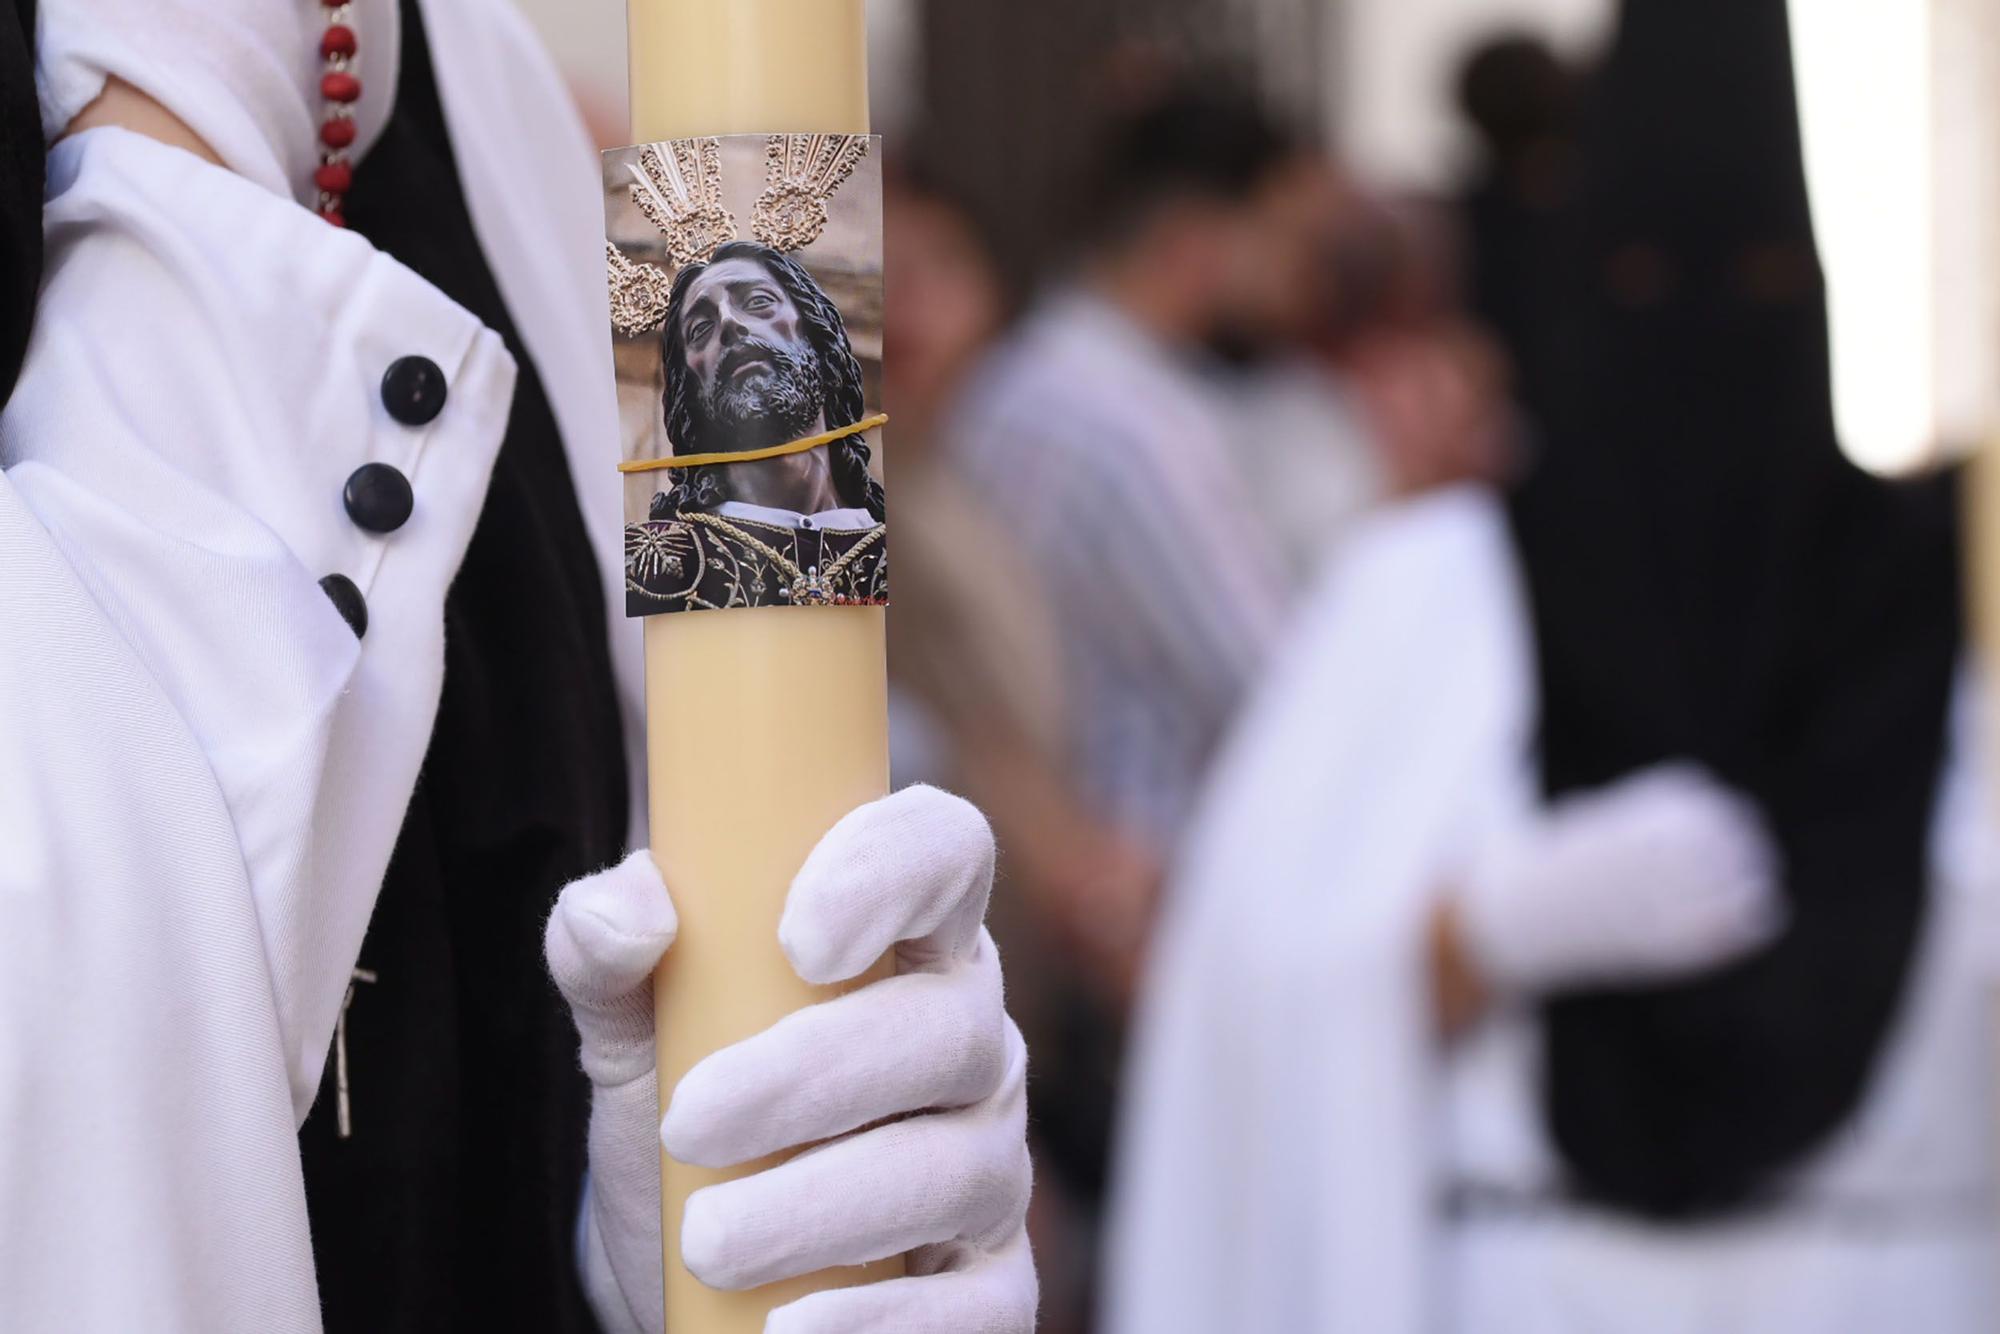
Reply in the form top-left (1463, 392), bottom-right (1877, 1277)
top-left (321, 356), bottom-right (449, 638)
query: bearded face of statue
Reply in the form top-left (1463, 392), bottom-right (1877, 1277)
top-left (674, 254), bottom-right (827, 452)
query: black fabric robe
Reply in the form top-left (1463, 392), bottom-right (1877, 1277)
top-left (296, 3), bottom-right (628, 1328)
top-left (0, 0), bottom-right (39, 405)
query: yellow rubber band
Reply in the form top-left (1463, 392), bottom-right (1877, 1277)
top-left (617, 413), bottom-right (889, 474)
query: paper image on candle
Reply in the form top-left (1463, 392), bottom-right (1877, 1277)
top-left (604, 134), bottom-right (887, 617)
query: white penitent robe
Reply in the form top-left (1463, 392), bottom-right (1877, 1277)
top-left (0, 1), bottom-right (640, 1328)
top-left (1102, 487), bottom-right (1535, 1334)
top-left (1101, 486), bottom-right (1998, 1334)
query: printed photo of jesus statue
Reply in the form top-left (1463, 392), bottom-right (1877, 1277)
top-left (625, 240), bottom-right (887, 614)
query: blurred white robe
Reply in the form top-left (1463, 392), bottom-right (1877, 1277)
top-left (1102, 487), bottom-right (1998, 1334)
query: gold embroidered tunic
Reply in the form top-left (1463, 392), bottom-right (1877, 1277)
top-left (625, 510), bottom-right (888, 615)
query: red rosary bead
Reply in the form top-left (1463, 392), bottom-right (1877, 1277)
top-left (316, 0), bottom-right (356, 229)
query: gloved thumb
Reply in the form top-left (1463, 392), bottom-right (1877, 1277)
top-left (546, 849), bottom-right (676, 1088)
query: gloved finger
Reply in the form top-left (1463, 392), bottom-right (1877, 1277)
top-left (780, 786), bottom-right (995, 985)
top-left (1652, 836), bottom-right (1786, 936)
top-left (1632, 766), bottom-right (1778, 871)
top-left (765, 1232), bottom-right (1038, 1334)
top-left (1634, 871), bottom-right (1787, 977)
top-left (546, 849), bottom-right (677, 1087)
top-left (1621, 769), bottom-right (1788, 949)
top-left (682, 1023), bottom-right (1029, 1292)
top-left (664, 930), bottom-right (1005, 1168)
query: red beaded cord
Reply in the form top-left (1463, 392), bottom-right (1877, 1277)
top-left (316, 0), bottom-right (360, 227)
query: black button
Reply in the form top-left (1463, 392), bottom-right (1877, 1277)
top-left (381, 355), bottom-right (447, 426)
top-left (319, 573), bottom-right (368, 638)
top-left (343, 462), bottom-right (413, 534)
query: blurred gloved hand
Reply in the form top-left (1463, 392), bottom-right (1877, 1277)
top-left (545, 785), bottom-right (1036, 1334)
top-left (1457, 764), bottom-right (1784, 994)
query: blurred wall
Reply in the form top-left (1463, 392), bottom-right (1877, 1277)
top-left (1791, 0), bottom-right (2000, 472)
top-left (507, 0), bottom-right (1349, 298)
top-left (923, 0), bottom-right (1329, 294)
top-left (1334, 0), bottom-right (1611, 191)
top-left (506, 0), bottom-right (926, 147)
top-left (1927, 0), bottom-right (2000, 456)
top-left (509, 0), bottom-right (625, 144)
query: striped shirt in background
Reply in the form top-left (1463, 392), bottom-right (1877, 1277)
top-left (947, 291), bottom-right (1287, 851)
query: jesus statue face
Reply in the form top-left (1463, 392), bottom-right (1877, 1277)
top-left (673, 254), bottom-right (827, 454)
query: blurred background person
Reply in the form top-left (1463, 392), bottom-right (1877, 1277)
top-left (947, 84), bottom-right (1310, 856)
top-left (1318, 192), bottom-right (1516, 504)
top-left (935, 69), bottom-right (1529, 1334)
top-left (882, 162), bottom-right (1162, 1332)
top-left (1219, 169), bottom-right (1521, 593)
top-left (1106, 3), bottom-right (1991, 1333)
top-left (882, 160), bottom-right (1055, 800)
top-left (938, 82), bottom-right (1333, 1331)
top-left (1199, 156), bottom-right (1388, 592)
top-left (1450, 2), bottom-right (1992, 1324)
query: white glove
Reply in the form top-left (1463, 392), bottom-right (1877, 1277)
top-left (545, 785), bottom-right (1036, 1334)
top-left (1457, 763), bottom-right (1785, 993)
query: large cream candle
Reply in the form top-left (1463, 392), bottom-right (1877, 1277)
top-left (624, 2), bottom-right (901, 1329)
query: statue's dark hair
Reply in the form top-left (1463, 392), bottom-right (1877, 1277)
top-left (655, 240), bottom-right (884, 520)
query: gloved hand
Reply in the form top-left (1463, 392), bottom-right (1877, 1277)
top-left (545, 785), bottom-right (1036, 1334)
top-left (1456, 763), bottom-right (1784, 994)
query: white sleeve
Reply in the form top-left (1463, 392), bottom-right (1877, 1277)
top-left (1104, 488), bottom-right (1535, 1334)
top-left (2, 125), bottom-right (513, 1124)
top-left (0, 469), bottom-right (328, 1331)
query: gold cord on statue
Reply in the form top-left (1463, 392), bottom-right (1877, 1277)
top-left (618, 413), bottom-right (888, 474)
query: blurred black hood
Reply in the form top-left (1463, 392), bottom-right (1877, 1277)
top-left (1507, 0), bottom-right (1961, 1219)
